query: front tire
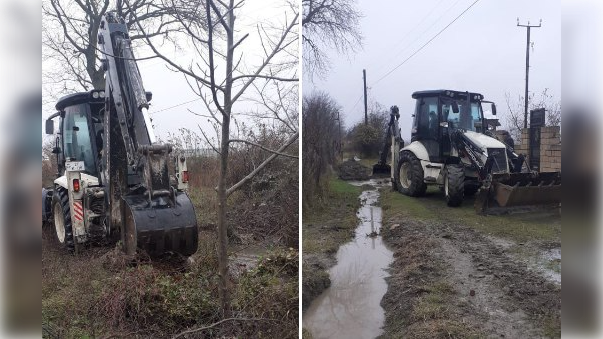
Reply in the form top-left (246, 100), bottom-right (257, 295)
top-left (444, 164), bottom-right (465, 207)
top-left (52, 187), bottom-right (75, 251)
top-left (396, 151), bottom-right (427, 197)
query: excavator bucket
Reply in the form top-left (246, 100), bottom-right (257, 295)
top-left (123, 192), bottom-right (198, 257)
top-left (372, 163), bottom-right (391, 177)
top-left (475, 172), bottom-right (561, 214)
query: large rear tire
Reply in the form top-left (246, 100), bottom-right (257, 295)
top-left (52, 187), bottom-right (75, 251)
top-left (444, 164), bottom-right (465, 207)
top-left (396, 151), bottom-right (427, 197)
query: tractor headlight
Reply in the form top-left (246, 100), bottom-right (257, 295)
top-left (92, 91), bottom-right (99, 98)
top-left (99, 91), bottom-right (105, 98)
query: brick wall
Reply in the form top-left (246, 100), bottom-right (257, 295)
top-left (514, 126), bottom-right (561, 172)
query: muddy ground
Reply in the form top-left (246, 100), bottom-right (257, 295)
top-left (379, 187), bottom-right (561, 338)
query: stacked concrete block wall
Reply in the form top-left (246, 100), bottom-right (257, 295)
top-left (539, 126), bottom-right (561, 172)
top-left (515, 129), bottom-right (530, 155)
top-left (514, 126), bottom-right (561, 172)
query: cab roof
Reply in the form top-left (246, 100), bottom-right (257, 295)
top-left (55, 91), bottom-right (104, 111)
top-left (412, 90), bottom-right (484, 100)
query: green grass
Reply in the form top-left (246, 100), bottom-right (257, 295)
top-left (303, 178), bottom-right (362, 254)
top-left (412, 282), bottom-right (455, 321)
top-left (380, 186), bottom-right (560, 243)
top-left (329, 178), bottom-right (364, 195)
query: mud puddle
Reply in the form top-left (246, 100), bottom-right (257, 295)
top-left (229, 244), bottom-right (267, 277)
top-left (530, 247), bottom-right (561, 284)
top-left (303, 180), bottom-right (393, 339)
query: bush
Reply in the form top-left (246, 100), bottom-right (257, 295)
top-left (302, 92), bottom-right (342, 208)
top-left (346, 108), bottom-right (389, 158)
top-left (350, 123), bottom-right (381, 158)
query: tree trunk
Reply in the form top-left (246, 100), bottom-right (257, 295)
top-left (216, 0), bottom-right (236, 316)
top-left (91, 68), bottom-right (105, 90)
top-left (217, 117), bottom-right (230, 314)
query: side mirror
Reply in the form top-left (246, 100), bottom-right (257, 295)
top-left (452, 102), bottom-right (459, 113)
top-left (52, 146), bottom-right (61, 154)
top-left (45, 119), bottom-right (54, 135)
top-left (491, 103), bottom-right (497, 115)
top-left (146, 91), bottom-right (153, 102)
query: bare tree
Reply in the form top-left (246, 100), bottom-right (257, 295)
top-left (504, 88), bottom-right (561, 142)
top-left (42, 0), bottom-right (183, 98)
top-left (302, 0), bottom-right (362, 77)
top-left (133, 0), bottom-right (298, 313)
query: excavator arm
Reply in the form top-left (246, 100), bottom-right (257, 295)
top-left (97, 12), bottom-right (198, 256)
top-left (373, 106), bottom-right (402, 177)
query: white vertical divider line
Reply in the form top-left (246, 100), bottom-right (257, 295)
top-left (297, 0), bottom-right (304, 336)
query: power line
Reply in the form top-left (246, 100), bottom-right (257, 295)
top-left (151, 97), bottom-right (201, 114)
top-left (374, 0), bottom-right (452, 74)
top-left (347, 0), bottom-right (449, 113)
top-left (371, 0), bottom-right (481, 87)
top-left (350, 94), bottom-right (363, 112)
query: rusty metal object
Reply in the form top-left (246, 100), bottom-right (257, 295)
top-left (475, 172), bottom-right (561, 213)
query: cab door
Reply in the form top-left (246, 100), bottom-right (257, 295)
top-left (412, 96), bottom-right (443, 162)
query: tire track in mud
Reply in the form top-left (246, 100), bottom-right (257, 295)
top-left (380, 215), bottom-right (560, 338)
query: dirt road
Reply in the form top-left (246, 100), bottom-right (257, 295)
top-left (379, 187), bottom-right (561, 338)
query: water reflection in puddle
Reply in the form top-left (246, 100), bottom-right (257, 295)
top-left (303, 181), bottom-right (394, 339)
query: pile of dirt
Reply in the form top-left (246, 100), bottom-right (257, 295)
top-left (338, 159), bottom-right (370, 181)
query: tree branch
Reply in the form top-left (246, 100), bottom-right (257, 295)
top-left (228, 138), bottom-right (298, 159)
top-left (226, 131), bottom-right (298, 197)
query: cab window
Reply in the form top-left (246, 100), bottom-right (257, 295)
top-left (62, 104), bottom-right (96, 174)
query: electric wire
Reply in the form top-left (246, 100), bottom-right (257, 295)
top-left (371, 0), bottom-right (481, 87)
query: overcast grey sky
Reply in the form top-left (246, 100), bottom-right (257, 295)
top-left (305, 0), bottom-right (560, 141)
top-left (42, 0), bottom-right (297, 142)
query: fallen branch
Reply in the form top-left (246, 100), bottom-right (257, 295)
top-left (172, 317), bottom-right (277, 339)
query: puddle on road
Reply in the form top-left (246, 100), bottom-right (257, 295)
top-left (303, 180), bottom-right (394, 339)
top-left (534, 248), bottom-right (561, 284)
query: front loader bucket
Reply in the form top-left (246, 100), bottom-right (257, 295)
top-left (123, 192), bottom-right (198, 257)
top-left (475, 172), bottom-right (561, 214)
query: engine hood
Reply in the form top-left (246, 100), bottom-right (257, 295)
top-left (463, 130), bottom-right (506, 150)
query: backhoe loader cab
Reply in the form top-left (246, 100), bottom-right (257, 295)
top-left (386, 89), bottom-right (560, 212)
top-left (409, 90), bottom-right (492, 165)
top-left (46, 91), bottom-right (106, 177)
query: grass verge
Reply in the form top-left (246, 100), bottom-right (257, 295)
top-left (380, 186), bottom-right (560, 243)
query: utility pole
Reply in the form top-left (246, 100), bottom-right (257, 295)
top-left (363, 69), bottom-right (368, 125)
top-left (336, 110), bottom-right (343, 162)
top-left (517, 18), bottom-right (541, 129)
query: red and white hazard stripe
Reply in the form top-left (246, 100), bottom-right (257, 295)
top-left (73, 201), bottom-right (84, 221)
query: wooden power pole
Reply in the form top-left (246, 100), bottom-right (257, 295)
top-left (363, 69), bottom-right (368, 125)
top-left (517, 18), bottom-right (541, 129)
